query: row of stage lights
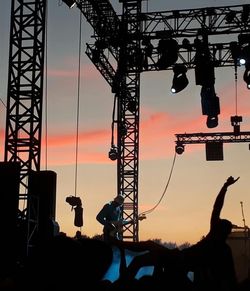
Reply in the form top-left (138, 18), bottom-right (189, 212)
top-left (109, 34), bottom-right (250, 160)
top-left (61, 0), bottom-right (250, 157)
top-left (62, 0), bottom-right (250, 93)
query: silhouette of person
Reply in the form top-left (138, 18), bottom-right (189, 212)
top-left (96, 195), bottom-right (125, 242)
top-left (117, 176), bottom-right (239, 291)
top-left (181, 175), bottom-right (239, 290)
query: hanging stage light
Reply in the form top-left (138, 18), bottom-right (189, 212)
top-left (62, 0), bottom-right (76, 8)
top-left (175, 142), bottom-right (185, 155)
top-left (171, 64), bottom-right (189, 93)
top-left (109, 146), bottom-right (118, 161)
top-left (157, 38), bottom-right (178, 70)
top-left (243, 63), bottom-right (250, 89)
top-left (201, 86), bottom-right (220, 128)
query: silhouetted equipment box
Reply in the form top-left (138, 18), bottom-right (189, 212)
top-left (227, 228), bottom-right (250, 282)
top-left (0, 162), bottom-right (20, 272)
top-left (28, 170), bottom-right (57, 242)
top-left (205, 141), bottom-right (224, 161)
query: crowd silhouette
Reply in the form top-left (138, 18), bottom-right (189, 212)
top-left (0, 176), bottom-right (250, 290)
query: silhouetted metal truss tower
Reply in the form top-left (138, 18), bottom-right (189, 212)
top-left (4, 0), bottom-right (250, 245)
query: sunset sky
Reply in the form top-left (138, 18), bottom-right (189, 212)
top-left (0, 0), bottom-right (250, 245)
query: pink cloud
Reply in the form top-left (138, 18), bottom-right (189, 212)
top-left (47, 63), bottom-right (104, 80)
top-left (45, 103), bottom-right (247, 166)
top-left (46, 129), bottom-right (109, 147)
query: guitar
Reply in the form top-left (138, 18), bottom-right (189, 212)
top-left (108, 214), bottom-right (146, 239)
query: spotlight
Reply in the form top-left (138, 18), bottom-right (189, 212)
top-left (240, 45), bottom-right (250, 66)
top-left (201, 86), bottom-right (220, 128)
top-left (206, 115), bottom-right (218, 128)
top-left (182, 38), bottom-right (192, 51)
top-left (109, 146), bottom-right (118, 161)
top-left (171, 64), bottom-right (188, 94)
top-left (157, 38), bottom-right (178, 70)
top-left (238, 34), bottom-right (250, 46)
top-left (62, 0), bottom-right (76, 8)
top-left (243, 63), bottom-right (250, 89)
top-left (175, 142), bottom-right (185, 155)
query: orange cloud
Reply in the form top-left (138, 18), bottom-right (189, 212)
top-left (42, 110), bottom-right (209, 166)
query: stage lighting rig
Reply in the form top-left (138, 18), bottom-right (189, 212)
top-left (171, 64), bottom-right (189, 94)
top-left (175, 142), bottom-right (185, 155)
top-left (109, 146), bottom-right (118, 161)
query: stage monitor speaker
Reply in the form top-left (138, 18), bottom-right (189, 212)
top-left (0, 162), bottom-right (20, 235)
top-left (28, 170), bottom-right (57, 241)
top-left (0, 162), bottom-right (20, 271)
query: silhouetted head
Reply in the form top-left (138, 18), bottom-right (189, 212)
top-left (114, 195), bottom-right (124, 205)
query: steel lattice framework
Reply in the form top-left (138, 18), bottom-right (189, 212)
top-left (80, 1), bottom-right (250, 241)
top-left (5, 0), bottom-right (46, 250)
top-left (176, 131), bottom-right (250, 144)
top-left (4, 0), bottom-right (250, 244)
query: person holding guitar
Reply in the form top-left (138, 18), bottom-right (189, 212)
top-left (96, 195), bottom-right (146, 242)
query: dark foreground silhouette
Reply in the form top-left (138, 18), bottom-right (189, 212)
top-left (0, 177), bottom-right (249, 290)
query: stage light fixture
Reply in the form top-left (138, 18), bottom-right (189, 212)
top-left (175, 142), bottom-right (185, 155)
top-left (201, 86), bottom-right (220, 128)
top-left (182, 38), bottom-right (192, 51)
top-left (157, 38), bottom-right (178, 70)
top-left (243, 65), bottom-right (250, 89)
top-left (206, 115), bottom-right (218, 128)
top-left (240, 45), bottom-right (250, 66)
top-left (194, 42), bottom-right (215, 87)
top-left (109, 146), bottom-right (118, 161)
top-left (62, 0), bottom-right (76, 8)
top-left (171, 64), bottom-right (188, 94)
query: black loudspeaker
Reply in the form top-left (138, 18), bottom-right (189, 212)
top-left (0, 162), bottom-right (20, 236)
top-left (28, 170), bottom-right (57, 242)
top-left (206, 142), bottom-right (224, 161)
top-left (0, 162), bottom-right (20, 272)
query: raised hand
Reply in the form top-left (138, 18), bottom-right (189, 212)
top-left (225, 176), bottom-right (240, 187)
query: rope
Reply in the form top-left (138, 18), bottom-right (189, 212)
top-left (74, 10), bottom-right (82, 197)
top-left (140, 151), bottom-right (177, 216)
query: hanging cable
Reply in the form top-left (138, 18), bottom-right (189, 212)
top-left (65, 10), bottom-right (83, 231)
top-left (74, 11), bottom-right (82, 197)
top-left (139, 151), bottom-right (177, 216)
top-left (234, 64), bottom-right (238, 116)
